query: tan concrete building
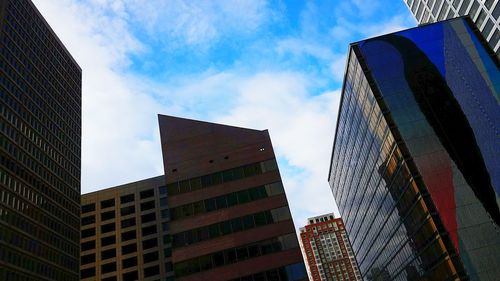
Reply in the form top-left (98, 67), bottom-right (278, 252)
top-left (80, 176), bottom-right (174, 281)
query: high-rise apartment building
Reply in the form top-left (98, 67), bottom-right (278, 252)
top-left (329, 18), bottom-right (499, 281)
top-left (404, 0), bottom-right (500, 54)
top-left (158, 115), bottom-right (307, 281)
top-left (80, 176), bottom-right (174, 281)
top-left (0, 0), bottom-right (82, 280)
top-left (299, 214), bottom-right (361, 281)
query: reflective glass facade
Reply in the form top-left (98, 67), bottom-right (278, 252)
top-left (0, 0), bottom-right (81, 280)
top-left (329, 18), bottom-right (499, 281)
top-left (404, 0), bottom-right (500, 55)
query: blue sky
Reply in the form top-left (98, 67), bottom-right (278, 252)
top-left (33, 0), bottom-right (415, 226)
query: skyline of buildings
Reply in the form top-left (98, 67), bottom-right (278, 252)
top-left (329, 17), bottom-right (499, 281)
top-left (403, 0), bottom-right (500, 54)
top-left (158, 115), bottom-right (308, 281)
top-left (299, 214), bottom-right (361, 281)
top-left (1, 0), bottom-right (499, 281)
top-left (0, 0), bottom-right (82, 280)
top-left (80, 176), bottom-right (174, 281)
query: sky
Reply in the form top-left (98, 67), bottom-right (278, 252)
top-left (32, 0), bottom-right (415, 226)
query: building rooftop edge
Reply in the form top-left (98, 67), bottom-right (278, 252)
top-left (82, 175), bottom-right (165, 196)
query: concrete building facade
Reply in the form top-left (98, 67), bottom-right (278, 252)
top-left (404, 0), bottom-right (500, 54)
top-left (80, 176), bottom-right (175, 281)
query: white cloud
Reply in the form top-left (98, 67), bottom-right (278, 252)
top-left (31, 0), bottom-right (416, 226)
top-left (124, 0), bottom-right (273, 47)
top-left (32, 0), bottom-right (165, 191)
top-left (214, 72), bottom-right (342, 223)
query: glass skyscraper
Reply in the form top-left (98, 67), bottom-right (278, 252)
top-left (404, 0), bottom-right (500, 54)
top-left (329, 18), bottom-right (499, 281)
top-left (0, 0), bottom-right (81, 280)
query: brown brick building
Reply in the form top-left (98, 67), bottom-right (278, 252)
top-left (299, 214), bottom-right (361, 281)
top-left (158, 115), bottom-right (307, 281)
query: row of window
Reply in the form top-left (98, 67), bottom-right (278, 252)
top-left (6, 0), bottom-right (81, 90)
top-left (171, 181), bottom-right (284, 220)
top-left (81, 264), bottom-right (160, 280)
top-left (167, 159), bottom-right (278, 196)
top-left (81, 188), bottom-right (160, 214)
top-left (81, 201), bottom-right (157, 226)
top-left (174, 233), bottom-right (299, 277)
top-left (0, 203), bottom-right (78, 257)
top-left (81, 249), bottom-right (161, 267)
top-left (81, 222), bottom-right (158, 239)
top-left (0, 107), bottom-right (80, 194)
top-left (173, 206), bottom-right (292, 247)
top-left (1, 225), bottom-right (78, 271)
top-left (0, 244), bottom-right (77, 281)
top-left (0, 166), bottom-right (79, 217)
top-left (0, 174), bottom-right (78, 233)
top-left (228, 262), bottom-right (307, 281)
top-left (1, 38), bottom-right (81, 161)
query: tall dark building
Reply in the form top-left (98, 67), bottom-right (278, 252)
top-left (0, 0), bottom-right (81, 280)
top-left (158, 115), bottom-right (307, 281)
top-left (329, 18), bottom-right (499, 281)
top-left (403, 0), bottom-right (500, 54)
top-left (80, 176), bottom-right (175, 281)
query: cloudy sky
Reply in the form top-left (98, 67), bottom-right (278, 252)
top-left (32, 0), bottom-right (415, 226)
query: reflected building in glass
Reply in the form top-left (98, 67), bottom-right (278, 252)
top-left (403, 0), bottom-right (500, 55)
top-left (299, 214), bottom-right (362, 281)
top-left (159, 115), bottom-right (307, 281)
top-left (329, 18), bottom-right (500, 281)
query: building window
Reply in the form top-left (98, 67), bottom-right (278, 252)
top-left (101, 235), bottom-right (116, 246)
top-left (81, 253), bottom-right (96, 265)
top-left (142, 225), bottom-right (157, 236)
top-left (101, 210), bottom-right (115, 221)
top-left (81, 228), bottom-right (96, 238)
top-left (80, 267), bottom-right (96, 279)
top-left (101, 198), bottom-right (115, 209)
top-left (143, 251), bottom-right (159, 263)
top-left (81, 215), bottom-right (96, 226)
top-left (81, 240), bottom-right (96, 251)
top-left (122, 243), bottom-right (137, 255)
top-left (120, 194), bottom-right (134, 204)
top-left (101, 262), bottom-right (117, 274)
top-left (141, 212), bottom-right (156, 223)
top-left (101, 249), bottom-right (116, 260)
top-left (144, 265), bottom-right (160, 277)
top-left (121, 218), bottom-right (136, 228)
top-left (121, 206), bottom-right (135, 216)
top-left (140, 189), bottom-right (154, 199)
top-left (101, 223), bottom-right (116, 233)
top-left (82, 203), bottom-right (95, 214)
top-left (122, 256), bottom-right (137, 269)
top-left (122, 271), bottom-right (138, 281)
top-left (121, 230), bottom-right (137, 242)
top-left (143, 238), bottom-right (158, 249)
top-left (141, 200), bottom-right (155, 211)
